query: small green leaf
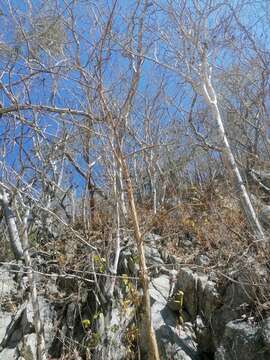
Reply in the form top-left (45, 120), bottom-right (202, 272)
top-left (82, 319), bottom-right (91, 329)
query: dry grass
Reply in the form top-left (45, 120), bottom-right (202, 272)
top-left (135, 180), bottom-right (252, 269)
top-left (136, 181), bottom-right (270, 319)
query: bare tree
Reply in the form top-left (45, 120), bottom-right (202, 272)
top-left (146, 0), bottom-right (266, 241)
top-left (1, 0), bottom-right (270, 358)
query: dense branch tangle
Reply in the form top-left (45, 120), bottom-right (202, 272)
top-left (0, 1), bottom-right (269, 359)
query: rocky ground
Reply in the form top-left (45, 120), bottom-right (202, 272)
top-left (1, 232), bottom-right (270, 359)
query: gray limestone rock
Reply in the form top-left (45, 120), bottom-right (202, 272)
top-left (262, 317), bottom-right (270, 350)
top-left (0, 347), bottom-right (18, 359)
top-left (17, 333), bottom-right (37, 360)
top-left (198, 279), bottom-right (221, 322)
top-left (175, 268), bottom-right (198, 320)
top-left (195, 316), bottom-right (214, 355)
top-left (0, 312), bottom-right (12, 345)
top-left (91, 303), bottom-right (135, 360)
top-left (149, 274), bottom-right (171, 304)
top-left (211, 305), bottom-right (238, 346)
top-left (195, 255), bottom-right (210, 267)
top-left (215, 319), bottom-right (270, 360)
top-left (144, 244), bottom-right (164, 267)
top-left (145, 273), bottom-right (199, 360)
top-left (0, 265), bottom-right (17, 297)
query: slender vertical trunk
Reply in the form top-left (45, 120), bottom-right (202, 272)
top-left (82, 185), bottom-right (90, 235)
top-left (1, 189), bottom-right (23, 260)
top-left (157, 162), bottom-right (167, 208)
top-left (71, 190), bottom-right (76, 224)
top-left (22, 210), bottom-right (47, 360)
top-left (152, 173), bottom-right (157, 214)
top-left (108, 158), bottom-right (122, 297)
top-left (118, 166), bottom-right (128, 218)
top-left (133, 157), bottom-right (142, 203)
top-left (88, 177), bottom-right (96, 225)
top-left (120, 157), bottom-right (160, 360)
top-left (201, 67), bottom-right (265, 241)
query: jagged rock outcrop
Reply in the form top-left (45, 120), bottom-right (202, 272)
top-left (168, 262), bottom-right (270, 359)
top-left (215, 320), bottom-right (270, 360)
top-left (0, 264), bottom-right (57, 359)
top-left (1, 236), bottom-right (270, 360)
top-left (147, 274), bottom-right (199, 360)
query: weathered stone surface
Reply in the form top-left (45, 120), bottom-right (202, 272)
top-left (144, 233), bottom-right (162, 245)
top-left (262, 317), bottom-right (270, 350)
top-left (159, 247), bottom-right (170, 263)
top-left (18, 333), bottom-right (37, 360)
top-left (0, 295), bottom-right (56, 357)
top-left (1, 241), bottom-right (270, 360)
top-left (92, 304), bottom-right (134, 360)
top-left (118, 234), bottom-right (164, 275)
top-left (0, 347), bottom-right (18, 359)
top-left (0, 302), bottom-right (29, 349)
top-left (182, 239), bottom-right (193, 248)
top-left (199, 279), bottom-right (221, 322)
top-left (172, 268), bottom-right (219, 322)
top-left (144, 244), bottom-right (164, 267)
top-left (195, 316), bottom-right (214, 355)
top-left (215, 320), bottom-right (270, 360)
top-left (0, 312), bottom-right (12, 344)
top-left (195, 255), bottom-right (210, 267)
top-left (0, 265), bottom-right (17, 297)
top-left (149, 274), bottom-right (170, 304)
top-left (211, 305), bottom-right (238, 346)
top-left (175, 268), bottom-right (198, 320)
top-left (146, 273), bottom-right (199, 360)
top-left (149, 301), bottom-right (198, 360)
top-left (0, 265), bottom-right (20, 346)
top-left (22, 298), bottom-right (55, 351)
top-left (39, 298), bottom-right (56, 351)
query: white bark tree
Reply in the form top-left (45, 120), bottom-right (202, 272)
top-left (147, 0), bottom-right (266, 241)
top-left (0, 188), bottom-right (23, 260)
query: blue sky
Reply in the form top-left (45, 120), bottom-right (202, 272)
top-left (0, 0), bottom-right (269, 196)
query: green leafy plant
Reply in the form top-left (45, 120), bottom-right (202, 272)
top-left (93, 255), bottom-right (106, 273)
top-left (174, 290), bottom-right (184, 325)
top-left (82, 319), bottom-right (91, 330)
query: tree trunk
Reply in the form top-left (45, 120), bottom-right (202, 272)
top-left (1, 189), bottom-right (23, 260)
top-left (88, 177), bottom-right (96, 224)
top-left (121, 157), bottom-right (160, 360)
top-left (118, 165), bottom-right (128, 218)
top-left (201, 66), bottom-right (265, 241)
top-left (22, 210), bottom-right (47, 360)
